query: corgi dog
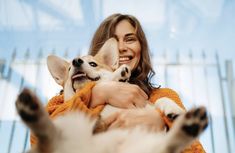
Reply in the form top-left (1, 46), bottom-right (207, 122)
top-left (46, 38), bottom-right (185, 125)
top-left (16, 88), bottom-right (208, 153)
top-left (47, 38), bottom-right (131, 105)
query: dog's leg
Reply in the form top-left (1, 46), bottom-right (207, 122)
top-left (156, 106), bottom-right (208, 153)
top-left (16, 88), bottom-right (57, 153)
top-left (154, 97), bottom-right (185, 122)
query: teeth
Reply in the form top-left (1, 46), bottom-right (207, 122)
top-left (119, 57), bottom-right (130, 61)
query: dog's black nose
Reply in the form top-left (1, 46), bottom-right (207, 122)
top-left (72, 58), bottom-right (83, 67)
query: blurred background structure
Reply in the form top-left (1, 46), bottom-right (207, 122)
top-left (0, 0), bottom-right (234, 153)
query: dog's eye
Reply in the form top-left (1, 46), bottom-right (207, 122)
top-left (68, 67), bottom-right (71, 71)
top-left (89, 62), bottom-right (98, 67)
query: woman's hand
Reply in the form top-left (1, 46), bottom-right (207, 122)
top-left (103, 108), bottom-right (165, 132)
top-left (90, 81), bottom-right (148, 108)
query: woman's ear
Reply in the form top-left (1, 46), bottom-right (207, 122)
top-left (47, 55), bottom-right (69, 86)
top-left (94, 38), bottom-right (119, 70)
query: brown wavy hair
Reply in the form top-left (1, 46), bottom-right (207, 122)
top-left (89, 13), bottom-right (156, 96)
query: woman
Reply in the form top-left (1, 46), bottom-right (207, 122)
top-left (89, 13), bottom-right (152, 109)
top-left (88, 13), bottom-right (206, 152)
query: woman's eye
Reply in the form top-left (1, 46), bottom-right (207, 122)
top-left (125, 37), bottom-right (136, 43)
top-left (89, 62), bottom-right (98, 67)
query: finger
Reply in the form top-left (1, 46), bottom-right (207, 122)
top-left (130, 84), bottom-right (148, 99)
top-left (135, 99), bottom-right (148, 108)
top-left (109, 119), bottom-right (125, 129)
top-left (103, 112), bottom-right (119, 126)
top-left (133, 96), bottom-right (147, 108)
top-left (109, 121), bottom-right (121, 129)
top-left (138, 88), bottom-right (148, 99)
top-left (126, 103), bottom-right (136, 109)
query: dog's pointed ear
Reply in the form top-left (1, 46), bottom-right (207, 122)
top-left (47, 55), bottom-right (69, 86)
top-left (95, 38), bottom-right (119, 70)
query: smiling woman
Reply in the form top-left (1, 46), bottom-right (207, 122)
top-left (89, 13), bottom-right (154, 96)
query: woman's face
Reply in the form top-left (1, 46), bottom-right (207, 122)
top-left (114, 20), bottom-right (141, 71)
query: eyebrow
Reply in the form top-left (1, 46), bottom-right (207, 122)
top-left (124, 33), bottom-right (136, 37)
top-left (114, 33), bottom-right (136, 39)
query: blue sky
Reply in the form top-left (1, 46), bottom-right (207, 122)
top-left (0, 0), bottom-right (235, 61)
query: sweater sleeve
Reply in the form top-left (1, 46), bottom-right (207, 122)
top-left (30, 82), bottom-right (104, 145)
top-left (149, 88), bottom-right (185, 110)
top-left (150, 88), bottom-right (206, 153)
top-left (46, 82), bottom-right (104, 119)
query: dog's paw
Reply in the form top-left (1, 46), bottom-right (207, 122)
top-left (155, 97), bottom-right (185, 121)
top-left (164, 107), bottom-right (208, 151)
top-left (15, 88), bottom-right (41, 122)
top-left (181, 106), bottom-right (208, 137)
top-left (113, 64), bottom-right (131, 82)
top-left (119, 64), bottom-right (131, 82)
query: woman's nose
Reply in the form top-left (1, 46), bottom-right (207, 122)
top-left (118, 40), bottom-right (127, 53)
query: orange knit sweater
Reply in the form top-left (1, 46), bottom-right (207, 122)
top-left (31, 82), bottom-right (205, 153)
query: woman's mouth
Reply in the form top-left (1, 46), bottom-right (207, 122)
top-left (119, 56), bottom-right (133, 64)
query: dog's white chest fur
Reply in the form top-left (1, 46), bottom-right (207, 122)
top-left (52, 112), bottom-right (169, 153)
